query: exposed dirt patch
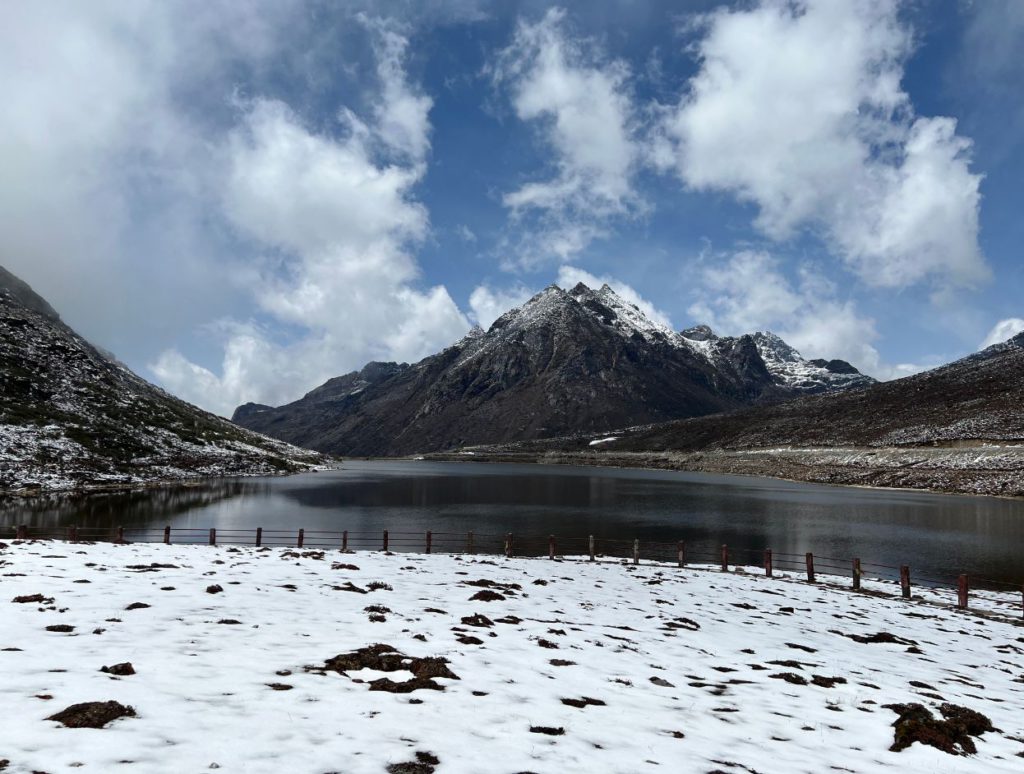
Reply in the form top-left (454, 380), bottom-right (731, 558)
top-left (332, 582), bottom-right (367, 594)
top-left (217, 619), bottom-right (242, 625)
top-left (125, 602), bottom-right (150, 610)
top-left (12, 594), bottom-right (53, 605)
top-left (770, 672), bottom-right (808, 686)
top-left (45, 624), bottom-right (74, 633)
top-left (494, 615), bottom-right (522, 625)
top-left (367, 582), bottom-right (392, 592)
top-left (125, 563), bottom-right (178, 572)
top-left (885, 702), bottom-right (995, 755)
top-left (266, 683), bottom-right (293, 691)
top-left (530, 726), bottom-right (565, 736)
top-left (205, 585), bottom-right (223, 594)
top-left (461, 614), bottom-right (494, 628)
top-left (386, 751), bottom-right (440, 774)
top-left (47, 701), bottom-right (136, 728)
top-left (841, 631), bottom-right (917, 646)
top-left (100, 663), bottom-right (135, 676)
top-left (332, 563), bottom-right (359, 570)
top-left (317, 644), bottom-right (459, 693)
top-left (811, 675), bottom-right (847, 688)
top-left (561, 697), bottom-right (606, 708)
top-left (469, 590), bottom-right (505, 602)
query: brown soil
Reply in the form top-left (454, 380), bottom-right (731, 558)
top-left (561, 697), bottom-right (606, 708)
top-left (529, 726), bottom-right (565, 736)
top-left (125, 602), bottom-right (150, 610)
top-left (319, 644), bottom-right (459, 693)
top-left (470, 590), bottom-right (505, 602)
top-left (47, 701), bottom-right (136, 728)
top-left (45, 624), bottom-right (74, 633)
top-left (12, 594), bottom-right (53, 604)
top-left (885, 702), bottom-right (995, 755)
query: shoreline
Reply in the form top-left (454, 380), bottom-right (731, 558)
top-left (420, 446), bottom-right (1024, 500)
top-left (2, 541), bottom-right (1022, 772)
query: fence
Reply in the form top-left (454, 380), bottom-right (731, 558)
top-left (5, 523), bottom-right (1023, 619)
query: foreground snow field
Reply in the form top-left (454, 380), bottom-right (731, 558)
top-left (1, 542), bottom-right (1022, 773)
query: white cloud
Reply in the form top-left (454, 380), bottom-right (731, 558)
top-left (556, 265), bottom-right (673, 330)
top-left (153, 31), bottom-right (470, 416)
top-left (689, 251), bottom-right (922, 381)
top-left (979, 318), bottom-right (1024, 349)
top-left (492, 8), bottom-right (643, 267)
top-left (468, 283), bottom-right (536, 329)
top-left (658, 0), bottom-right (988, 293)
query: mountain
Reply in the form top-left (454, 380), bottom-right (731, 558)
top-left (470, 331), bottom-right (1024, 496)
top-left (233, 282), bottom-right (873, 456)
top-left (0, 266), bottom-right (323, 493)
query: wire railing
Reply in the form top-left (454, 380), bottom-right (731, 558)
top-left (4, 523), bottom-right (1022, 620)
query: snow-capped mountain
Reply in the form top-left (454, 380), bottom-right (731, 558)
top-left (233, 283), bottom-right (873, 456)
top-left (0, 266), bottom-right (322, 493)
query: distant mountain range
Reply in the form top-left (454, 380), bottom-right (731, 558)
top-left (233, 282), bottom-right (874, 455)
top-left (0, 266), bottom-right (322, 493)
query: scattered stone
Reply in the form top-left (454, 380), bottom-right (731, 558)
top-left (217, 619), bottom-right (242, 625)
top-left (536, 639), bottom-right (559, 649)
top-left (266, 683), bottom-right (293, 691)
top-left (332, 563), bottom-right (359, 571)
top-left (649, 677), bottom-right (675, 688)
top-left (549, 659), bottom-right (576, 667)
top-left (811, 675), bottom-right (847, 688)
top-left (125, 602), bottom-right (151, 611)
top-left (318, 644), bottom-right (458, 693)
top-left (461, 614), bottom-right (494, 628)
top-left (47, 701), bottom-right (136, 728)
top-left (456, 635), bottom-right (484, 645)
top-left (100, 663), bottom-right (135, 676)
top-left (45, 624), bottom-right (74, 633)
top-left (205, 585), bottom-right (223, 595)
top-left (367, 582), bottom-right (393, 592)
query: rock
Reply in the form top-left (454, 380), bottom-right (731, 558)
top-left (100, 662), bottom-right (135, 676)
top-left (47, 701), bottom-right (136, 728)
top-left (205, 585), bottom-right (223, 595)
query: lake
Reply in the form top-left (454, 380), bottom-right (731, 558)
top-left (3, 460), bottom-right (1022, 586)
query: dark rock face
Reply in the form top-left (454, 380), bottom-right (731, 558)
top-left (0, 264), bottom-right (321, 493)
top-left (234, 284), bottom-right (872, 456)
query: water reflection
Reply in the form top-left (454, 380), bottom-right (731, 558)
top-left (2, 461), bottom-right (1022, 584)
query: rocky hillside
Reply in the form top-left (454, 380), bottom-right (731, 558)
top-left (234, 282), bottom-right (873, 456)
top-left (0, 266), bottom-right (323, 494)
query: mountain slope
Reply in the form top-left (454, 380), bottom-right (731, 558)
top-left (604, 331), bottom-right (1024, 452)
top-left (234, 283), bottom-right (873, 456)
top-left (0, 267), bottom-right (323, 493)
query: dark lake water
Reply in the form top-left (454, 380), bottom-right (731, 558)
top-left (3, 461), bottom-right (1023, 586)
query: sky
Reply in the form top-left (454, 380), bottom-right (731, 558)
top-left (1, 0), bottom-right (1022, 417)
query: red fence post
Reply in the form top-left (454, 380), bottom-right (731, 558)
top-left (852, 558), bottom-right (861, 590)
top-left (957, 574), bottom-right (969, 609)
top-left (677, 540), bottom-right (686, 568)
top-left (341, 530), bottom-right (347, 551)
top-left (255, 527), bottom-right (263, 547)
top-left (382, 530), bottom-right (389, 552)
top-left (117, 526), bottom-right (125, 544)
top-left (720, 544), bottom-right (728, 572)
top-left (209, 528), bottom-right (216, 546)
top-left (589, 535), bottom-right (596, 562)
top-left (805, 552), bottom-right (815, 583)
top-left (16, 525), bottom-right (27, 540)
top-left (549, 535), bottom-right (555, 560)
top-left (900, 565), bottom-right (911, 599)
top-left (426, 531), bottom-right (432, 554)
top-left (297, 529), bottom-right (305, 548)
top-left (764, 548), bottom-right (773, 578)
top-left (163, 526), bottom-right (170, 545)
top-left (633, 539), bottom-right (640, 565)
top-left (467, 531), bottom-right (474, 554)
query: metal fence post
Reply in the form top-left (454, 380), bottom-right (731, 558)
top-left (209, 528), bottom-right (216, 546)
top-left (255, 527), bottom-right (263, 548)
top-left (163, 526), bottom-right (170, 545)
top-left (853, 558), bottom-right (861, 590)
top-left (426, 531), bottom-right (432, 554)
top-left (297, 528), bottom-right (305, 548)
top-left (764, 548), bottom-right (773, 578)
top-left (900, 565), bottom-right (911, 599)
top-left (805, 552), bottom-right (815, 583)
top-left (382, 530), bottom-right (389, 552)
top-left (632, 539), bottom-right (640, 565)
top-left (341, 530), bottom-right (347, 551)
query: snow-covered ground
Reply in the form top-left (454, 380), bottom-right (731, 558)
top-left (1, 541), bottom-right (1023, 773)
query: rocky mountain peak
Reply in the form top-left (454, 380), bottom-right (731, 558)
top-left (680, 324), bottom-right (717, 341)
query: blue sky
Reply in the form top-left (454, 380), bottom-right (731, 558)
top-left (2, 0), bottom-right (1022, 415)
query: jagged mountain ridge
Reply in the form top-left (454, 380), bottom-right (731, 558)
top-left (581, 330), bottom-right (1024, 452)
top-left (0, 266), bottom-right (323, 493)
top-left (233, 282), bottom-right (873, 456)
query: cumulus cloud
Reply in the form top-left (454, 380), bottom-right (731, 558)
top-left (556, 265), bottom-right (673, 330)
top-left (153, 27), bottom-right (470, 416)
top-left (689, 251), bottom-right (922, 380)
top-left (492, 8), bottom-right (643, 267)
top-left (657, 0), bottom-right (988, 293)
top-left (979, 318), bottom-right (1024, 349)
